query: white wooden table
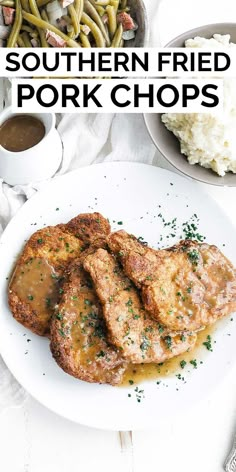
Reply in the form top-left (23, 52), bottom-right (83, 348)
top-left (1, 151), bottom-right (236, 472)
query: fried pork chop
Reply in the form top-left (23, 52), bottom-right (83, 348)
top-left (8, 213), bottom-right (110, 336)
top-left (83, 248), bottom-right (197, 363)
top-left (50, 257), bottom-right (126, 385)
top-left (108, 231), bottom-right (236, 332)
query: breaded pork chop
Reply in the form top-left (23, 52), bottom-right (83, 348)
top-left (50, 257), bottom-right (126, 385)
top-left (83, 249), bottom-right (197, 364)
top-left (8, 213), bottom-right (111, 336)
top-left (108, 231), bottom-right (236, 332)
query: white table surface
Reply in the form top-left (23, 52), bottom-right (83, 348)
top-left (1, 151), bottom-right (236, 472)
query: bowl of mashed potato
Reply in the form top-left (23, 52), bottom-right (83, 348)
top-left (144, 23), bottom-right (236, 186)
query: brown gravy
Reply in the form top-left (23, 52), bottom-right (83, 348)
top-left (0, 115), bottom-right (45, 152)
top-left (9, 257), bottom-right (58, 323)
top-left (122, 325), bottom-right (215, 386)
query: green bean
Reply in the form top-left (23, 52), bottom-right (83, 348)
top-left (29, 0), bottom-right (48, 46)
top-left (80, 30), bottom-right (91, 47)
top-left (22, 10), bottom-right (81, 46)
top-left (84, 0), bottom-right (110, 45)
top-left (111, 22), bottom-right (123, 46)
top-left (7, 0), bottom-right (22, 47)
top-left (21, 0), bottom-right (30, 12)
top-left (106, 4), bottom-right (116, 39)
top-left (36, 0), bottom-right (52, 7)
top-left (110, 0), bottom-right (119, 13)
top-left (68, 4), bottom-right (80, 38)
top-left (74, 0), bottom-right (84, 23)
top-left (120, 0), bottom-right (127, 8)
top-left (21, 24), bottom-right (36, 33)
top-left (0, 0), bottom-right (14, 6)
top-left (89, 2), bottom-right (105, 16)
top-left (94, 0), bottom-right (110, 5)
top-left (81, 11), bottom-right (106, 47)
top-left (21, 31), bottom-right (32, 46)
top-left (41, 8), bottom-right (49, 22)
top-left (30, 30), bottom-right (39, 37)
top-left (17, 35), bottom-right (25, 47)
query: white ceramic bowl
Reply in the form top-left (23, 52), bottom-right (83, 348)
top-left (144, 23), bottom-right (236, 186)
top-left (0, 107), bottom-right (63, 186)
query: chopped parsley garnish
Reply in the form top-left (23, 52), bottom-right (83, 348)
top-left (203, 335), bottom-right (213, 352)
top-left (117, 221), bottom-right (123, 225)
top-left (140, 338), bottom-right (151, 351)
top-left (97, 350), bottom-right (105, 358)
top-left (129, 380), bottom-right (134, 385)
top-left (187, 250), bottom-right (199, 266)
top-left (190, 359), bottom-right (198, 369)
top-left (45, 297), bottom-right (51, 307)
top-left (180, 360), bottom-right (187, 369)
top-left (126, 298), bottom-right (133, 307)
top-left (58, 329), bottom-right (65, 337)
top-left (84, 299), bottom-right (92, 306)
top-left (164, 335), bottom-right (172, 350)
top-left (37, 238), bottom-right (43, 244)
top-left (28, 295), bottom-right (34, 301)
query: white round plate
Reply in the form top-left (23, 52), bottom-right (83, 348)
top-left (0, 162), bottom-right (236, 431)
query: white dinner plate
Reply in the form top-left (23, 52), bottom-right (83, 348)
top-left (0, 162), bottom-right (236, 431)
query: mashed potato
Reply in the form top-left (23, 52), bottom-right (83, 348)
top-left (162, 34), bottom-right (236, 176)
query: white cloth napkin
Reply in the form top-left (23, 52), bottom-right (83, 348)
top-left (0, 0), bottom-right (161, 412)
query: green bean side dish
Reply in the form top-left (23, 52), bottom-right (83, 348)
top-left (0, 0), bottom-right (137, 48)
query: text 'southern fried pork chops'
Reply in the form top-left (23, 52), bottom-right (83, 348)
top-left (108, 231), bottom-right (236, 332)
top-left (8, 213), bottom-right (111, 336)
top-left (83, 248), bottom-right (197, 363)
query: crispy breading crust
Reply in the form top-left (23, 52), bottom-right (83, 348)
top-left (108, 231), bottom-right (236, 331)
top-left (50, 257), bottom-right (126, 385)
top-left (8, 213), bottom-right (111, 337)
top-left (83, 248), bottom-right (197, 363)
top-left (66, 212), bottom-right (110, 245)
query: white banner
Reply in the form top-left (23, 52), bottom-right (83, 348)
top-left (0, 48), bottom-right (234, 77)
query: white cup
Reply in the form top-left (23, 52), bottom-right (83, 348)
top-left (0, 107), bottom-right (63, 186)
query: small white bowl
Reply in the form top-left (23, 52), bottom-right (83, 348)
top-left (0, 107), bottom-right (63, 186)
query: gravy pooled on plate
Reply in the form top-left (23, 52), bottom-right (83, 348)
top-left (0, 115), bottom-right (45, 152)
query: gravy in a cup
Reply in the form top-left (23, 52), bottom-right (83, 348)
top-left (0, 115), bottom-right (45, 152)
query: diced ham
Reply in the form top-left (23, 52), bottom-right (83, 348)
top-left (60, 0), bottom-right (74, 7)
top-left (117, 12), bottom-right (135, 31)
top-left (31, 38), bottom-right (39, 47)
top-left (81, 24), bottom-right (91, 35)
top-left (3, 6), bottom-right (15, 25)
top-left (45, 30), bottom-right (66, 47)
top-left (56, 17), bottom-right (68, 32)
